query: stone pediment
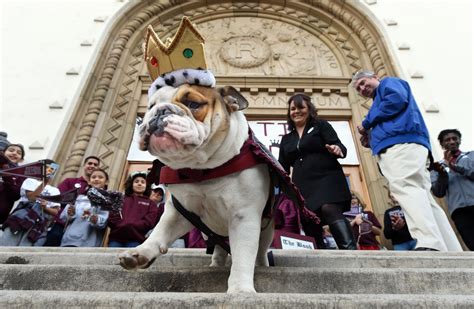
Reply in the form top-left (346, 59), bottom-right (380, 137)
top-left (196, 17), bottom-right (343, 77)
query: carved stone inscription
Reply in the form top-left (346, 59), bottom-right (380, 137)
top-left (198, 18), bottom-right (342, 77)
top-left (246, 93), bottom-right (350, 110)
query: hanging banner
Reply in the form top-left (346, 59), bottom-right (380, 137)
top-left (0, 159), bottom-right (59, 180)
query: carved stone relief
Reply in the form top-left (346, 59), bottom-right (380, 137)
top-left (196, 17), bottom-right (342, 77)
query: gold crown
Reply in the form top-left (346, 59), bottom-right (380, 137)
top-left (144, 17), bottom-right (208, 81)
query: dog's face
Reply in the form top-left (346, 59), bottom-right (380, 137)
top-left (139, 84), bottom-right (248, 168)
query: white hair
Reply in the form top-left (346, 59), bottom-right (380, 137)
top-left (350, 70), bottom-right (376, 87)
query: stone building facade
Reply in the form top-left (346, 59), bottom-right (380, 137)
top-left (1, 0), bottom-right (472, 230)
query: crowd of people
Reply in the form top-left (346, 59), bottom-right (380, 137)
top-left (0, 142), bottom-right (207, 249)
top-left (0, 70), bottom-right (472, 251)
top-left (276, 70), bottom-right (471, 251)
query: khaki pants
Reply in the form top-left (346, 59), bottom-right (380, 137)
top-left (378, 143), bottom-right (462, 251)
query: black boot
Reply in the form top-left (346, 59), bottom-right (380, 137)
top-left (329, 219), bottom-right (357, 250)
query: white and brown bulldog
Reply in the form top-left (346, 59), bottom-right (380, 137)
top-left (119, 84), bottom-right (273, 293)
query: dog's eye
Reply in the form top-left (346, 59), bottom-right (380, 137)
top-left (182, 99), bottom-right (204, 110)
top-left (148, 102), bottom-right (155, 110)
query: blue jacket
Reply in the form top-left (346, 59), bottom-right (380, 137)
top-left (362, 77), bottom-right (431, 155)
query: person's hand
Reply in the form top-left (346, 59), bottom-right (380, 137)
top-left (325, 144), bottom-right (343, 157)
top-left (357, 125), bottom-right (370, 148)
top-left (391, 215), bottom-right (405, 230)
top-left (39, 199), bottom-right (48, 210)
top-left (67, 205), bottom-right (76, 217)
top-left (431, 162), bottom-right (448, 176)
top-left (360, 135), bottom-right (370, 148)
top-left (43, 176), bottom-right (52, 185)
top-left (444, 150), bottom-right (459, 170)
top-left (357, 125), bottom-right (366, 135)
top-left (353, 214), bottom-right (364, 225)
top-left (89, 214), bottom-right (98, 225)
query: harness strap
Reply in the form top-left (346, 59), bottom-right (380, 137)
top-left (172, 195), bottom-right (231, 254)
top-left (160, 138), bottom-right (260, 184)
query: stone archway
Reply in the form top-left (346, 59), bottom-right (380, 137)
top-left (53, 0), bottom-right (399, 213)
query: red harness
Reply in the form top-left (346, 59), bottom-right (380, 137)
top-left (160, 137), bottom-right (261, 184)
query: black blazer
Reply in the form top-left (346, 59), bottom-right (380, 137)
top-left (279, 119), bottom-right (351, 212)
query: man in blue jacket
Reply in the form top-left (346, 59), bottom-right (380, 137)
top-left (351, 70), bottom-right (462, 252)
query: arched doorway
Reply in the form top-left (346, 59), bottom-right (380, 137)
top-left (53, 0), bottom-right (400, 218)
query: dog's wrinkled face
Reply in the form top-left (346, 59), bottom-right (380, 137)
top-left (139, 84), bottom-right (248, 168)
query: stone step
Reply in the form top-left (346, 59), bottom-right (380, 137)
top-left (1, 264), bottom-right (473, 294)
top-left (1, 247), bottom-right (474, 269)
top-left (1, 291), bottom-right (473, 308)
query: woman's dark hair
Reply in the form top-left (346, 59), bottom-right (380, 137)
top-left (124, 171), bottom-right (150, 197)
top-left (90, 168), bottom-right (109, 190)
top-left (437, 129), bottom-right (461, 144)
top-left (286, 93), bottom-right (318, 131)
top-left (6, 143), bottom-right (25, 159)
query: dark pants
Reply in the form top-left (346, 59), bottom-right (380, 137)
top-left (451, 206), bottom-right (474, 251)
top-left (43, 223), bottom-right (64, 247)
top-left (108, 240), bottom-right (141, 248)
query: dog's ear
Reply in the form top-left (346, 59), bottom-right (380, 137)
top-left (219, 86), bottom-right (249, 112)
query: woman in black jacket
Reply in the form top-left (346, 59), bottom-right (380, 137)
top-left (278, 93), bottom-right (356, 249)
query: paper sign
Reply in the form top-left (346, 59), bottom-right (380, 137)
top-left (280, 236), bottom-right (315, 250)
top-left (272, 230), bottom-right (316, 250)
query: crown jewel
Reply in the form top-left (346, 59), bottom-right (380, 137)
top-left (144, 17), bottom-right (208, 81)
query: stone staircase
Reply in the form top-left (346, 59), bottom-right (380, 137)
top-left (0, 247), bottom-right (473, 308)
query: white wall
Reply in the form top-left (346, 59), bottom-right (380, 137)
top-left (1, 0), bottom-right (472, 164)
top-left (0, 0), bottom-right (126, 163)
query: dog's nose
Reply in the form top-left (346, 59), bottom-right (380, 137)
top-left (147, 113), bottom-right (166, 136)
top-left (146, 103), bottom-right (184, 136)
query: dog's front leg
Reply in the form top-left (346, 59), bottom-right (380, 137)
top-left (119, 201), bottom-right (193, 270)
top-left (227, 210), bottom-right (262, 293)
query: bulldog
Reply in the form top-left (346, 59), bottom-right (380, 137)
top-left (118, 84), bottom-right (274, 293)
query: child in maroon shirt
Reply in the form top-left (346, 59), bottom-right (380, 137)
top-left (348, 191), bottom-right (382, 250)
top-left (108, 172), bottom-right (159, 247)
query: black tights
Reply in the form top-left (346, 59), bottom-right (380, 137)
top-left (302, 203), bottom-right (347, 249)
top-left (319, 203), bottom-right (346, 225)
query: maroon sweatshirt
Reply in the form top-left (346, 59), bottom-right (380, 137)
top-left (108, 195), bottom-right (159, 243)
top-left (0, 174), bottom-right (24, 224)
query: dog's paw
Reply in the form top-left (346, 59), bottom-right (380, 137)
top-left (118, 249), bottom-right (157, 270)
